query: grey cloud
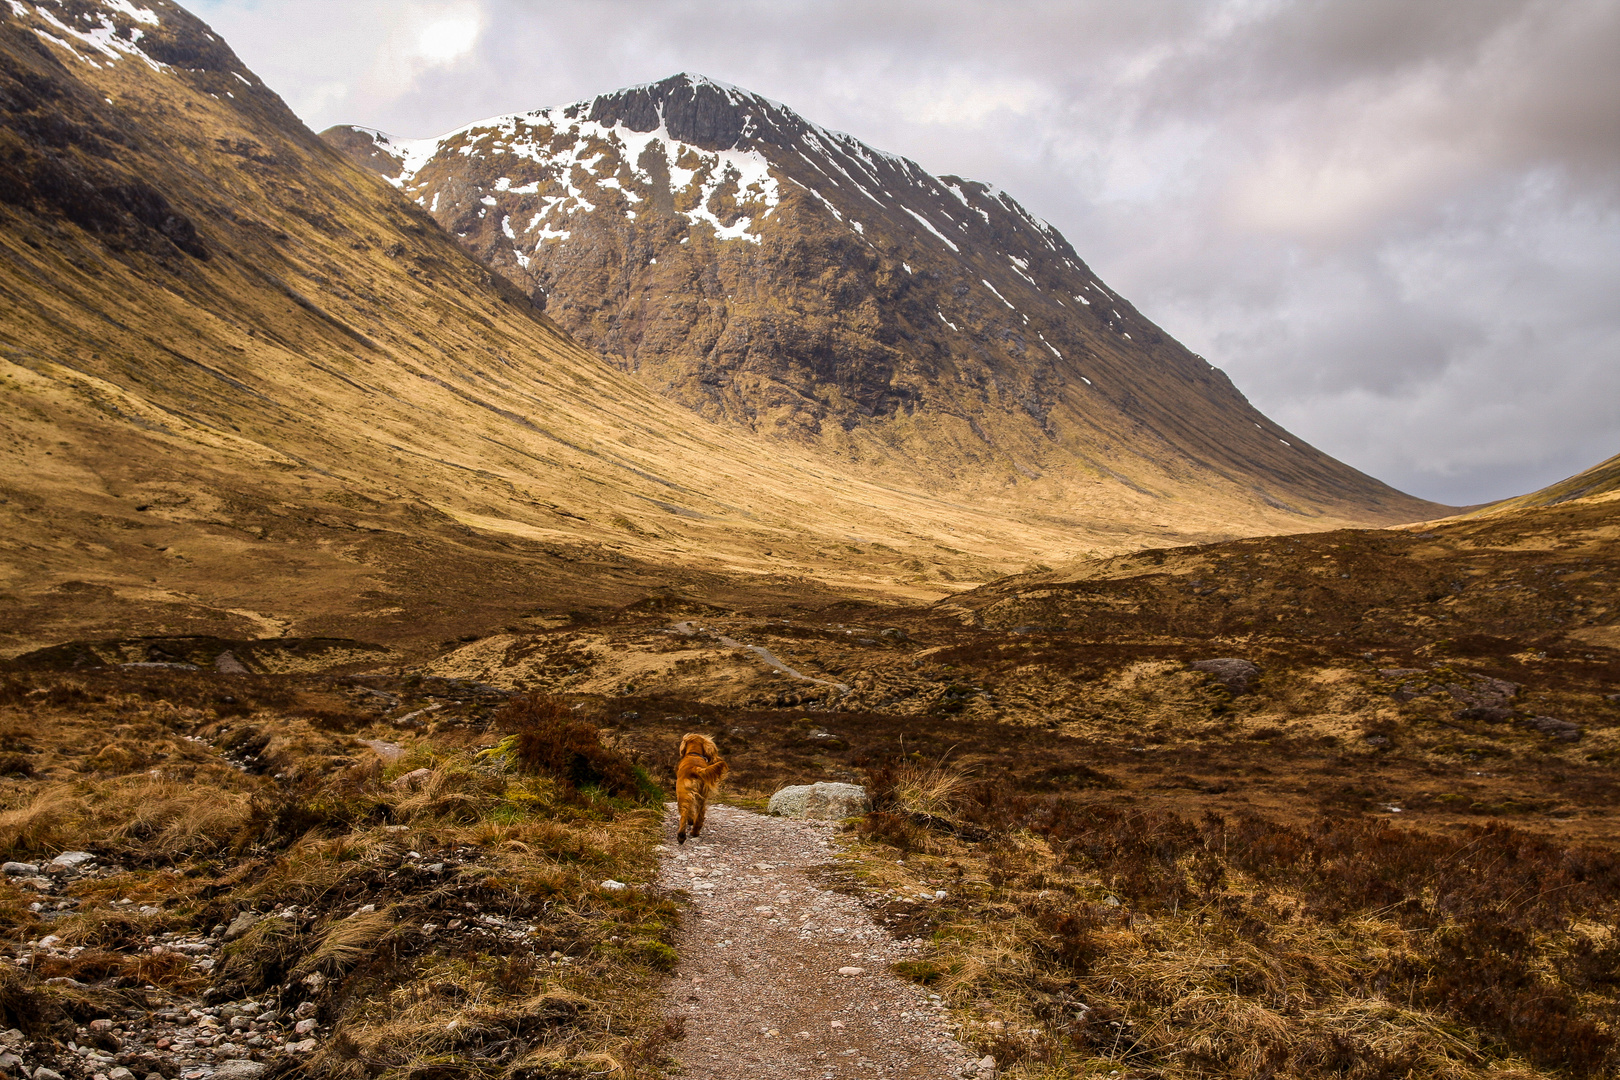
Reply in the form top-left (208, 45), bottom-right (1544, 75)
top-left (191, 0), bottom-right (1620, 505)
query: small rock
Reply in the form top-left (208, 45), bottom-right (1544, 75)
top-left (221, 911), bottom-right (263, 942)
top-left (1103, 895), bottom-right (1121, 907)
top-left (391, 767), bottom-right (433, 792)
top-left (107, 1068), bottom-right (136, 1080)
top-left (1190, 658), bottom-right (1260, 695)
top-left (287, 1037), bottom-right (318, 1053)
top-left (46, 851), bottom-right (95, 874)
top-left (213, 1062), bottom-right (268, 1080)
top-left (0, 1052), bottom-right (20, 1071)
top-left (34, 1069), bottom-right (66, 1080)
top-left (293, 1002), bottom-right (318, 1019)
top-left (1, 862), bottom-right (39, 876)
top-left (1450, 675), bottom-right (1520, 708)
top-left (836, 966), bottom-right (865, 976)
top-left (293, 1018), bottom-right (317, 1035)
top-left (978, 1055), bottom-right (998, 1077)
top-left (767, 782), bottom-right (868, 820)
top-left (600, 880), bottom-right (627, 891)
top-left (1456, 706), bottom-right (1515, 723)
top-left (89, 1019), bottom-right (115, 1033)
top-left (358, 740), bottom-right (403, 763)
top-left (1526, 715), bottom-right (1581, 741)
top-left (214, 650), bottom-right (250, 675)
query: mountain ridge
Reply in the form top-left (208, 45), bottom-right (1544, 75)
top-left (1, 2), bottom-right (1177, 655)
top-left (326, 72), bottom-right (1445, 526)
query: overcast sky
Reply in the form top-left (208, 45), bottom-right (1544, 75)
top-left (190, 0), bottom-right (1619, 506)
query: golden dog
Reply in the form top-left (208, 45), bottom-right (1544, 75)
top-left (674, 732), bottom-right (727, 844)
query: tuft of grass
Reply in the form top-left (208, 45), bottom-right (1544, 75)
top-left (299, 909), bottom-right (395, 977)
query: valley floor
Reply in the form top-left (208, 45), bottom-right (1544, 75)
top-left (0, 495), bottom-right (1616, 1078)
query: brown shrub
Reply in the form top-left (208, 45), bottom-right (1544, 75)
top-left (953, 784), bottom-right (1620, 1076)
top-left (497, 694), bottom-right (643, 800)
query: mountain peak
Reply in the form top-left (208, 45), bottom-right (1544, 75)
top-left (577, 72), bottom-right (805, 152)
top-left (324, 77), bottom-right (1443, 529)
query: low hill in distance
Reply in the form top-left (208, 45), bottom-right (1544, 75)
top-left (1469, 450), bottom-right (1620, 515)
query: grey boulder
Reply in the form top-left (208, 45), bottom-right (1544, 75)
top-left (767, 782), bottom-right (868, 820)
top-left (1190, 659), bottom-right (1260, 695)
top-left (222, 911), bottom-right (264, 942)
top-left (46, 851), bottom-right (94, 874)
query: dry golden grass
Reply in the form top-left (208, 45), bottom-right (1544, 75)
top-left (889, 752), bottom-right (975, 825)
top-left (0, 678), bottom-right (680, 1077)
top-left (300, 909), bottom-right (396, 977)
top-left (0, 776), bottom-right (256, 859)
top-left (844, 793), bottom-right (1617, 1080)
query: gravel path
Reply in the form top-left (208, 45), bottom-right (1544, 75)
top-left (666, 621), bottom-right (851, 694)
top-left (659, 804), bottom-right (981, 1079)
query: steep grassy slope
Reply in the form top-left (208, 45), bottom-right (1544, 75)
top-left (327, 74), bottom-right (1444, 527)
top-left (0, 0), bottom-right (1316, 658)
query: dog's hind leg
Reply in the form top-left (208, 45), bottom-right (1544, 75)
top-left (690, 799), bottom-right (708, 838)
top-left (675, 792), bottom-right (693, 844)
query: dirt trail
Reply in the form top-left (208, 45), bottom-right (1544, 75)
top-left (660, 804), bottom-right (981, 1078)
top-left (667, 621), bottom-right (852, 694)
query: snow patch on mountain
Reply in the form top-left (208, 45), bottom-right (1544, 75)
top-left (23, 0), bottom-right (169, 72)
top-left (369, 103), bottom-right (783, 249)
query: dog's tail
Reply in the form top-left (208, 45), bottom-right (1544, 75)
top-left (694, 758), bottom-right (728, 787)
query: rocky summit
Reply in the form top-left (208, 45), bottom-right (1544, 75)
top-left (325, 74), bottom-right (1442, 527)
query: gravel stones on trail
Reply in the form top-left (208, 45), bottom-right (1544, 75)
top-left (660, 803), bottom-right (975, 1078)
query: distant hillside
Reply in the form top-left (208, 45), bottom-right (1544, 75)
top-left (1474, 452), bottom-right (1620, 514)
top-left (0, 0), bottom-right (1181, 655)
top-left (327, 73), bottom-right (1445, 527)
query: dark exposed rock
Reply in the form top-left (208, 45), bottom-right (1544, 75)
top-left (1456, 706), bottom-right (1515, 723)
top-left (1447, 675), bottom-right (1519, 709)
top-left (1525, 715), bottom-right (1580, 741)
top-left (1190, 658), bottom-right (1260, 695)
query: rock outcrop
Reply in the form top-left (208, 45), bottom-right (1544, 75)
top-left (767, 782), bottom-right (868, 820)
